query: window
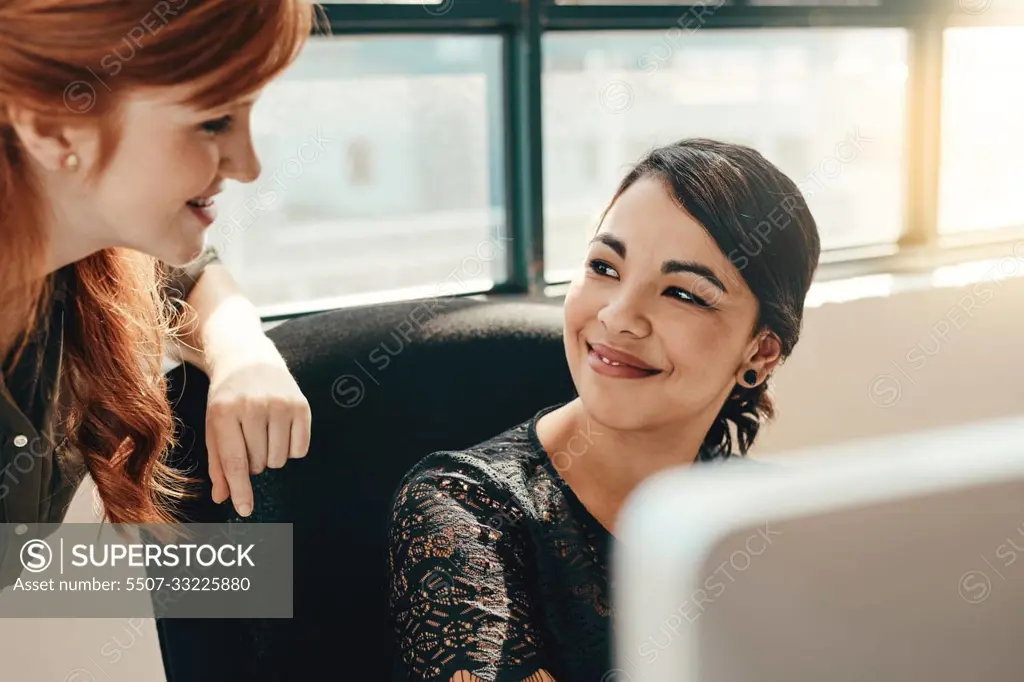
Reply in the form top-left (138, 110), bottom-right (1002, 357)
top-left (208, 35), bottom-right (505, 309)
top-left (347, 138), bottom-right (374, 186)
top-left (192, 2), bottom-right (1024, 315)
top-left (554, 0), bottom-right (885, 5)
top-left (938, 27), bottom-right (1024, 235)
top-left (581, 139), bottom-right (601, 182)
top-left (330, 0), bottom-right (449, 4)
top-left (542, 29), bottom-right (909, 279)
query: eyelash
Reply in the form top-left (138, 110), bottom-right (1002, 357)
top-left (587, 258), bottom-right (715, 310)
top-left (588, 259), bottom-right (618, 279)
top-left (201, 115), bottom-right (233, 135)
top-left (666, 286), bottom-right (712, 309)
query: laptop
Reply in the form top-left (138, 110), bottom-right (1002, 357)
top-left (612, 417), bottom-right (1024, 682)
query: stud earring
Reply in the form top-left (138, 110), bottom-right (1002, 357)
top-left (63, 152), bottom-right (79, 171)
top-left (743, 369), bottom-right (758, 386)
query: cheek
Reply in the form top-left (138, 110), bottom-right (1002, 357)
top-left (93, 158), bottom-right (144, 222)
top-left (172, 142), bottom-right (218, 190)
top-left (563, 278), bottom-right (602, 340)
top-left (138, 138), bottom-right (218, 202)
top-left (661, 311), bottom-right (738, 377)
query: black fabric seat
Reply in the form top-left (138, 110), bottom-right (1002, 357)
top-left (155, 295), bottom-right (576, 682)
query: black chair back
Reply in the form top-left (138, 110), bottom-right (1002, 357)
top-left (156, 296), bottom-right (576, 681)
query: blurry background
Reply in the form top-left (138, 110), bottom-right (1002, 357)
top-left (8, 0), bottom-right (1024, 679)
top-left (211, 6), bottom-right (1023, 308)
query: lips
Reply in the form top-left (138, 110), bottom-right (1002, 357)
top-left (187, 184), bottom-right (222, 207)
top-left (185, 196), bottom-right (217, 227)
top-left (586, 342), bottom-right (663, 379)
top-left (184, 188), bottom-right (221, 227)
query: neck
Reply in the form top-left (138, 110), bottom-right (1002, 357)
top-left (27, 157), bottom-right (108, 276)
top-left (43, 231), bottom-right (105, 275)
top-left (42, 203), bottom-right (109, 276)
top-left (0, 163), bottom-right (102, 359)
top-left (536, 398), bottom-right (721, 535)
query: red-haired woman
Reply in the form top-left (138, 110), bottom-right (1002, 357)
top-left (0, 1), bottom-right (320, 581)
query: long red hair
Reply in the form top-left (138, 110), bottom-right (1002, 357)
top-left (0, 0), bottom-right (319, 525)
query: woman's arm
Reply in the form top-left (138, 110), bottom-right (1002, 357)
top-left (389, 462), bottom-right (557, 682)
top-left (170, 260), bottom-right (276, 375)
top-left (165, 258), bottom-right (311, 517)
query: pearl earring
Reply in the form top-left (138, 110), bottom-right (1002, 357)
top-left (63, 152), bottom-right (79, 170)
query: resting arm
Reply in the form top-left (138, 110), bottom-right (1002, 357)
top-left (167, 261), bottom-right (281, 375)
top-left (160, 247), bottom-right (310, 517)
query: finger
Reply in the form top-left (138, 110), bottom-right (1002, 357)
top-left (214, 416), bottom-right (254, 517)
top-left (266, 405), bottom-right (291, 469)
top-left (206, 421), bottom-right (230, 505)
top-left (289, 402), bottom-right (311, 459)
top-left (241, 409), bottom-right (269, 475)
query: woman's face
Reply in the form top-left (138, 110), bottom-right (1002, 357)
top-left (563, 175), bottom-right (775, 432)
top-left (52, 84), bottom-right (262, 267)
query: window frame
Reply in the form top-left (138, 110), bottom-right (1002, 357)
top-left (255, 0), bottom-right (1024, 321)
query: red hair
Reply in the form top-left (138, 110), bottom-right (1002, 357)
top-left (0, 0), bottom-right (319, 525)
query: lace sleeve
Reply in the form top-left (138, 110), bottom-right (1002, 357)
top-left (388, 462), bottom-right (556, 682)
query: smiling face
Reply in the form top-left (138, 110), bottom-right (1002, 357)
top-left (563, 174), bottom-right (777, 433)
top-left (83, 85), bottom-right (263, 267)
top-left (12, 83), bottom-right (265, 271)
top-left (1, 0), bottom-right (313, 281)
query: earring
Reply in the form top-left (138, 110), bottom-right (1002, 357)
top-left (63, 152), bottom-right (79, 171)
top-left (743, 369), bottom-right (758, 387)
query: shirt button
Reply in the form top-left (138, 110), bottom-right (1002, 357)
top-left (14, 525), bottom-right (27, 535)
top-left (13, 435), bottom-right (28, 448)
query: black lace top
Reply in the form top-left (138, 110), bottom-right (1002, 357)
top-left (387, 404), bottom-right (614, 682)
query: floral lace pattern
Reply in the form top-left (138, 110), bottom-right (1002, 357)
top-left (387, 407), bottom-right (613, 682)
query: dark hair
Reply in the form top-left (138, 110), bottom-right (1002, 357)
top-left (601, 138), bottom-right (821, 458)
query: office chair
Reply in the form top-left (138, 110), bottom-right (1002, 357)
top-left (155, 295), bottom-right (576, 681)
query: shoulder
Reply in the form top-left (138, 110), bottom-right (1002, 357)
top-left (397, 407), bottom-right (549, 494)
top-left (390, 407), bottom-right (555, 525)
top-left (160, 244), bottom-right (221, 302)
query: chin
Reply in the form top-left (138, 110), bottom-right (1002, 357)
top-left (158, 235), bottom-right (207, 267)
top-left (112, 210), bottom-right (208, 266)
top-left (574, 378), bottom-right (659, 432)
top-left (566, 338), bottom-right (657, 432)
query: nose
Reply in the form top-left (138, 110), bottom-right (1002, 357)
top-left (220, 134), bottom-right (262, 184)
top-left (597, 288), bottom-right (651, 338)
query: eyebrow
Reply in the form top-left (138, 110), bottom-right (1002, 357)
top-left (590, 233), bottom-right (728, 293)
top-left (593, 233), bottom-right (627, 259)
top-left (205, 94), bottom-right (259, 114)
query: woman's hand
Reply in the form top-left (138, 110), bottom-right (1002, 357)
top-left (167, 262), bottom-right (312, 518)
top-left (204, 341), bottom-right (311, 517)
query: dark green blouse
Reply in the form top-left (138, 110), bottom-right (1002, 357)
top-left (0, 245), bottom-right (220, 586)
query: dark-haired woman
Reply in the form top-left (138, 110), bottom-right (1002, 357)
top-left (387, 139), bottom-right (821, 682)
